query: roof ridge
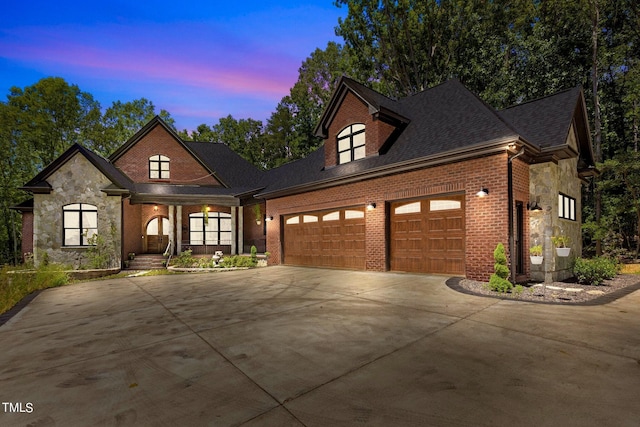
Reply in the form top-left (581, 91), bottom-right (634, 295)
top-left (500, 86), bottom-right (581, 112)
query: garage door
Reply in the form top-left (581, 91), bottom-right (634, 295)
top-left (390, 195), bottom-right (465, 275)
top-left (283, 208), bottom-right (366, 269)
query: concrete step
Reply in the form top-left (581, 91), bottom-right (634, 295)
top-left (125, 255), bottom-right (166, 270)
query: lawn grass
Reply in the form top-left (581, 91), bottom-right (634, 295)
top-left (0, 264), bottom-right (70, 315)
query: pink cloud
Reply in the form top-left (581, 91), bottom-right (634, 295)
top-left (1, 22), bottom-right (300, 100)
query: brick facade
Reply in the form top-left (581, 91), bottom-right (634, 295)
top-left (267, 153), bottom-right (514, 281)
top-left (324, 92), bottom-right (397, 167)
top-left (114, 126), bottom-right (220, 186)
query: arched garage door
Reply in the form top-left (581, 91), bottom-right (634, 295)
top-left (283, 208), bottom-right (366, 269)
top-left (390, 195), bottom-right (465, 275)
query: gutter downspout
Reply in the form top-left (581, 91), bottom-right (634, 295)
top-left (508, 147), bottom-right (525, 284)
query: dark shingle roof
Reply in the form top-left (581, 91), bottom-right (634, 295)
top-left (387, 79), bottom-right (519, 161)
top-left (261, 79), bottom-right (523, 196)
top-left (498, 87), bottom-right (582, 149)
top-left (184, 142), bottom-right (263, 189)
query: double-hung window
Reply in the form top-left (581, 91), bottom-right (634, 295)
top-left (337, 124), bottom-right (366, 164)
top-left (63, 203), bottom-right (98, 246)
top-left (149, 155), bottom-right (170, 179)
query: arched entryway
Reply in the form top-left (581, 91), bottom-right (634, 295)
top-left (145, 216), bottom-right (170, 254)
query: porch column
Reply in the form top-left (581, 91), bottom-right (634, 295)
top-left (231, 206), bottom-right (237, 255)
top-left (238, 206), bottom-right (244, 254)
top-left (176, 205), bottom-right (182, 254)
top-left (168, 205), bottom-right (175, 255)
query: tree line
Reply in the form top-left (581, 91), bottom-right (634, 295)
top-left (1, 0), bottom-right (639, 264)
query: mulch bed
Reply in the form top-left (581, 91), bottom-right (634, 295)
top-left (447, 274), bottom-right (640, 305)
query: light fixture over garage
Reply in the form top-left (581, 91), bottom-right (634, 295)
top-left (476, 188), bottom-right (489, 197)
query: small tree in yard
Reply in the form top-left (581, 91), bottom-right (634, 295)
top-left (489, 243), bottom-right (513, 293)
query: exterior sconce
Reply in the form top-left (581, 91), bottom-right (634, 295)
top-left (527, 196), bottom-right (542, 211)
top-left (153, 205), bottom-right (159, 211)
top-left (366, 202), bottom-right (376, 210)
top-left (476, 188), bottom-right (489, 197)
top-left (265, 216), bottom-right (274, 222)
top-left (527, 200), bottom-right (542, 211)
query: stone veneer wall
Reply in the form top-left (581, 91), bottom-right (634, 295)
top-left (529, 157), bottom-right (582, 282)
top-left (33, 153), bottom-right (122, 268)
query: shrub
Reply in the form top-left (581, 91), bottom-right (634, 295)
top-left (574, 257), bottom-right (620, 286)
top-left (172, 249), bottom-right (197, 268)
top-left (220, 255), bottom-right (257, 268)
top-left (488, 243), bottom-right (513, 293)
top-left (250, 245), bottom-right (258, 261)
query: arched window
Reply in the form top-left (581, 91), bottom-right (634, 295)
top-left (149, 155), bottom-right (170, 179)
top-left (189, 212), bottom-right (232, 245)
top-left (337, 124), bottom-right (366, 164)
top-left (63, 203), bottom-right (98, 246)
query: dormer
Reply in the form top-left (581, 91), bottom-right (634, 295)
top-left (315, 77), bottom-right (410, 168)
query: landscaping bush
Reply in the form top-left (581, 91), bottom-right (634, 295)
top-left (172, 249), bottom-right (197, 268)
top-left (0, 264), bottom-right (70, 315)
top-left (573, 257), bottom-right (620, 286)
top-left (488, 243), bottom-right (513, 293)
top-left (220, 255), bottom-right (257, 268)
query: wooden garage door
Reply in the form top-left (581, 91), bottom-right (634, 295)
top-left (390, 195), bottom-right (465, 275)
top-left (283, 208), bottom-right (366, 269)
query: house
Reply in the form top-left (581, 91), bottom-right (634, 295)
top-left (14, 77), bottom-right (596, 282)
top-left (15, 118), bottom-right (267, 269)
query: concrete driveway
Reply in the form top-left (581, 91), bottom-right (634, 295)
top-left (1, 266), bottom-right (639, 426)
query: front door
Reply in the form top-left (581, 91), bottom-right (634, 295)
top-left (146, 217), bottom-right (170, 254)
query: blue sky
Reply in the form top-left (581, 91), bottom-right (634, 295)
top-left (0, 1), bottom-right (345, 131)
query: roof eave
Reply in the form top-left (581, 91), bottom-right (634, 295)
top-left (129, 193), bottom-right (241, 206)
top-left (257, 136), bottom-right (521, 199)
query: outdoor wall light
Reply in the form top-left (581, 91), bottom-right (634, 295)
top-left (476, 188), bottom-right (489, 197)
top-left (265, 216), bottom-right (274, 222)
top-left (366, 202), bottom-right (377, 210)
top-left (527, 198), bottom-right (543, 211)
top-left (153, 205), bottom-right (159, 211)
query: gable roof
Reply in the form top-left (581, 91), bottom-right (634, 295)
top-left (21, 143), bottom-right (132, 194)
top-left (108, 116), bottom-right (235, 187)
top-left (499, 87), bottom-right (596, 169)
top-left (315, 76), bottom-right (410, 138)
top-left (20, 118), bottom-right (265, 202)
top-left (259, 79), bottom-right (594, 198)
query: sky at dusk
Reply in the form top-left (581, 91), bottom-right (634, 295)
top-left (0, 1), bottom-right (346, 131)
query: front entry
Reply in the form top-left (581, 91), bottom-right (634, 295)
top-left (146, 216), bottom-right (170, 254)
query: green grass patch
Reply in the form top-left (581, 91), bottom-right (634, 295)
top-left (0, 264), bottom-right (71, 315)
